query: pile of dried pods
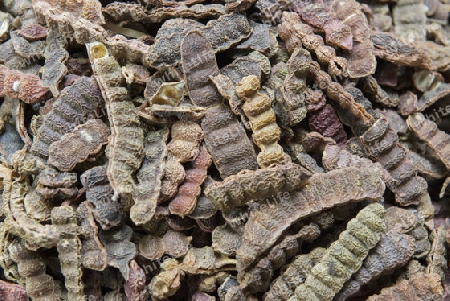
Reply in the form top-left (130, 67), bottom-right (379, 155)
top-left (0, 0), bottom-right (449, 300)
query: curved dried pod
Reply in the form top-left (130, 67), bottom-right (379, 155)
top-left (8, 239), bottom-right (61, 301)
top-left (35, 167), bottom-right (78, 199)
top-left (278, 12), bottom-right (347, 77)
top-left (124, 259), bottom-right (148, 301)
top-left (360, 118), bottom-right (433, 218)
top-left (201, 103), bottom-right (258, 179)
top-left (181, 30), bottom-right (221, 107)
top-left (181, 246), bottom-right (236, 275)
top-left (139, 230), bottom-right (192, 260)
top-left (235, 75), bottom-right (290, 168)
top-left (407, 113), bottom-right (450, 170)
top-left (205, 163), bottom-right (311, 211)
top-left (167, 121), bottom-right (203, 164)
top-left (132, 128), bottom-right (169, 225)
top-left (51, 205), bottom-right (83, 301)
top-left (87, 42), bottom-right (144, 198)
top-left (362, 75), bottom-right (399, 107)
top-left (149, 258), bottom-right (184, 300)
top-left (148, 81), bottom-right (185, 107)
top-left (309, 104), bottom-right (347, 145)
top-left (99, 225), bottom-right (136, 280)
top-left (240, 223), bottom-right (321, 294)
top-left (76, 201), bottom-right (107, 271)
top-left (416, 83), bottom-right (450, 112)
top-left (237, 167), bottom-right (385, 271)
top-left (0, 65), bottom-right (50, 104)
top-left (426, 227), bottom-right (447, 279)
top-left (406, 150), bottom-right (447, 180)
top-left (169, 146), bottom-right (211, 217)
top-left (287, 141), bottom-right (325, 174)
top-left (291, 203), bottom-right (386, 301)
top-left (48, 119), bottom-right (110, 172)
top-left (366, 272), bottom-right (443, 301)
top-left (0, 280), bottom-right (27, 301)
top-left (30, 76), bottom-right (104, 158)
top-left (308, 60), bottom-right (374, 125)
top-left (264, 247), bottom-right (326, 301)
top-left (81, 166), bottom-right (124, 230)
top-left (335, 232), bottom-right (416, 301)
top-left (139, 104), bottom-right (207, 124)
top-left (3, 180), bottom-right (59, 250)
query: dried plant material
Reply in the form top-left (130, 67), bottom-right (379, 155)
top-left (205, 163), bottom-right (310, 211)
top-left (192, 291), bottom-right (216, 301)
top-left (0, 280), bottom-right (27, 301)
top-left (308, 60), bottom-right (374, 125)
top-left (18, 23), bottom-right (47, 41)
top-left (167, 121), bottom-right (203, 163)
top-left (235, 75), bottom-right (290, 168)
top-left (335, 232), bottom-right (416, 301)
top-left (371, 32), bottom-right (432, 69)
top-left (76, 201), bottom-right (107, 271)
top-left (240, 223), bottom-right (321, 293)
top-left (87, 42), bottom-right (144, 198)
top-left (51, 205), bottom-right (83, 301)
top-left (407, 149), bottom-right (447, 179)
top-left (181, 246), bottom-right (236, 275)
top-left (392, 0), bottom-right (426, 41)
top-left (99, 225), bottom-right (136, 280)
top-left (236, 22), bottom-right (273, 54)
top-left (426, 227), bottom-right (447, 279)
top-left (3, 180), bottom-right (59, 250)
top-left (48, 119), bottom-right (109, 172)
top-left (237, 167), bottom-right (385, 271)
top-left (81, 166), bottom-right (124, 230)
top-left (362, 75), bottom-right (399, 108)
top-left (0, 65), bottom-right (49, 104)
top-left (139, 104), bottom-right (207, 124)
top-left (132, 128), bottom-right (168, 225)
top-left (212, 223), bottom-right (242, 257)
top-left (124, 259), bottom-right (148, 301)
top-left (23, 188), bottom-right (51, 222)
top-left (148, 81), bottom-right (185, 107)
top-left (407, 113), bottom-right (450, 170)
top-left (220, 56), bottom-right (262, 86)
top-left (264, 247), bottom-right (326, 301)
top-left (181, 30), bottom-right (221, 107)
top-left (0, 123), bottom-right (25, 166)
top-left (291, 203), bottom-right (386, 301)
top-left (41, 27), bottom-right (68, 97)
top-left (121, 64), bottom-right (150, 86)
top-left (366, 272), bottom-right (443, 301)
top-left (139, 230), bottom-right (191, 260)
top-left (149, 258), bottom-right (184, 300)
top-left (33, 0), bottom-right (104, 24)
top-left (416, 83), bottom-right (450, 112)
top-left (35, 167), bottom-right (77, 199)
top-left (169, 146), bottom-right (211, 217)
top-left (8, 239), bottom-right (61, 301)
top-left (332, 0), bottom-right (376, 78)
top-left (412, 70), bottom-right (442, 93)
top-left (158, 155), bottom-right (185, 202)
top-left (31, 76), bottom-right (103, 158)
top-left (201, 103), bottom-right (258, 178)
top-left (200, 13), bottom-right (252, 52)
top-left (309, 104), bottom-right (347, 145)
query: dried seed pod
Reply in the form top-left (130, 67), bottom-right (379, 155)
top-left (278, 12), bottom-right (347, 77)
top-left (220, 56), bottom-right (262, 85)
top-left (167, 121), bottom-right (203, 163)
top-left (371, 32), bottom-right (431, 69)
top-left (41, 27), bottom-right (68, 97)
top-left (99, 225), bottom-right (136, 280)
top-left (366, 272), bottom-right (443, 301)
top-left (407, 113), bottom-right (450, 170)
top-left (0, 65), bottom-right (49, 104)
top-left (23, 187), bottom-right (51, 222)
top-left (212, 223), bottom-right (242, 256)
top-left (169, 146), bottom-right (211, 217)
top-left (362, 75), bottom-right (399, 107)
top-left (309, 104), bottom-right (347, 145)
top-left (181, 246), bottom-right (236, 275)
top-left (148, 81), bottom-right (185, 107)
top-left (416, 83), bottom-right (450, 112)
top-left (131, 129), bottom-right (169, 225)
top-left (254, 0), bottom-right (294, 25)
top-left (158, 155), bottom-right (185, 202)
top-left (426, 227), bottom-right (447, 279)
top-left (181, 30), bottom-right (221, 107)
top-left (291, 203), bottom-right (386, 301)
top-left (86, 42), bottom-right (144, 197)
top-left (149, 258), bottom-right (185, 300)
top-left (81, 166), bottom-right (124, 230)
top-left (237, 167), bottom-right (385, 271)
top-left (51, 205), bottom-right (83, 301)
top-left (33, 0), bottom-right (105, 24)
top-left (240, 223), bottom-right (321, 293)
top-left (264, 247), bottom-right (326, 301)
top-left (8, 239), bottom-right (61, 301)
top-left (308, 60), bottom-right (374, 125)
top-left (205, 163), bottom-right (311, 211)
top-left (235, 75), bottom-right (290, 168)
top-left (139, 104), bottom-right (207, 124)
top-left (406, 150), bottom-right (447, 180)
top-left (0, 280), bottom-right (27, 301)
top-left (332, 0), bottom-right (376, 78)
top-left (122, 64), bottom-right (150, 86)
top-left (392, 0), bottom-right (426, 41)
top-left (335, 232), bottom-right (416, 301)
top-left (35, 167), bottom-right (78, 199)
top-left (31, 76), bottom-right (103, 158)
top-left (76, 201), bottom-right (107, 271)
top-left (48, 119), bottom-right (110, 172)
top-left (236, 22), bottom-right (274, 54)
top-left (124, 259), bottom-right (148, 301)
top-left (201, 103), bottom-right (258, 178)
top-left (18, 23), bottom-right (47, 41)
top-left (139, 230), bottom-right (192, 260)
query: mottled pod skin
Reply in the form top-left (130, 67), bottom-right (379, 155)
top-left (290, 203), bottom-right (386, 301)
top-left (86, 42), bottom-right (144, 198)
top-left (236, 75), bottom-right (290, 168)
